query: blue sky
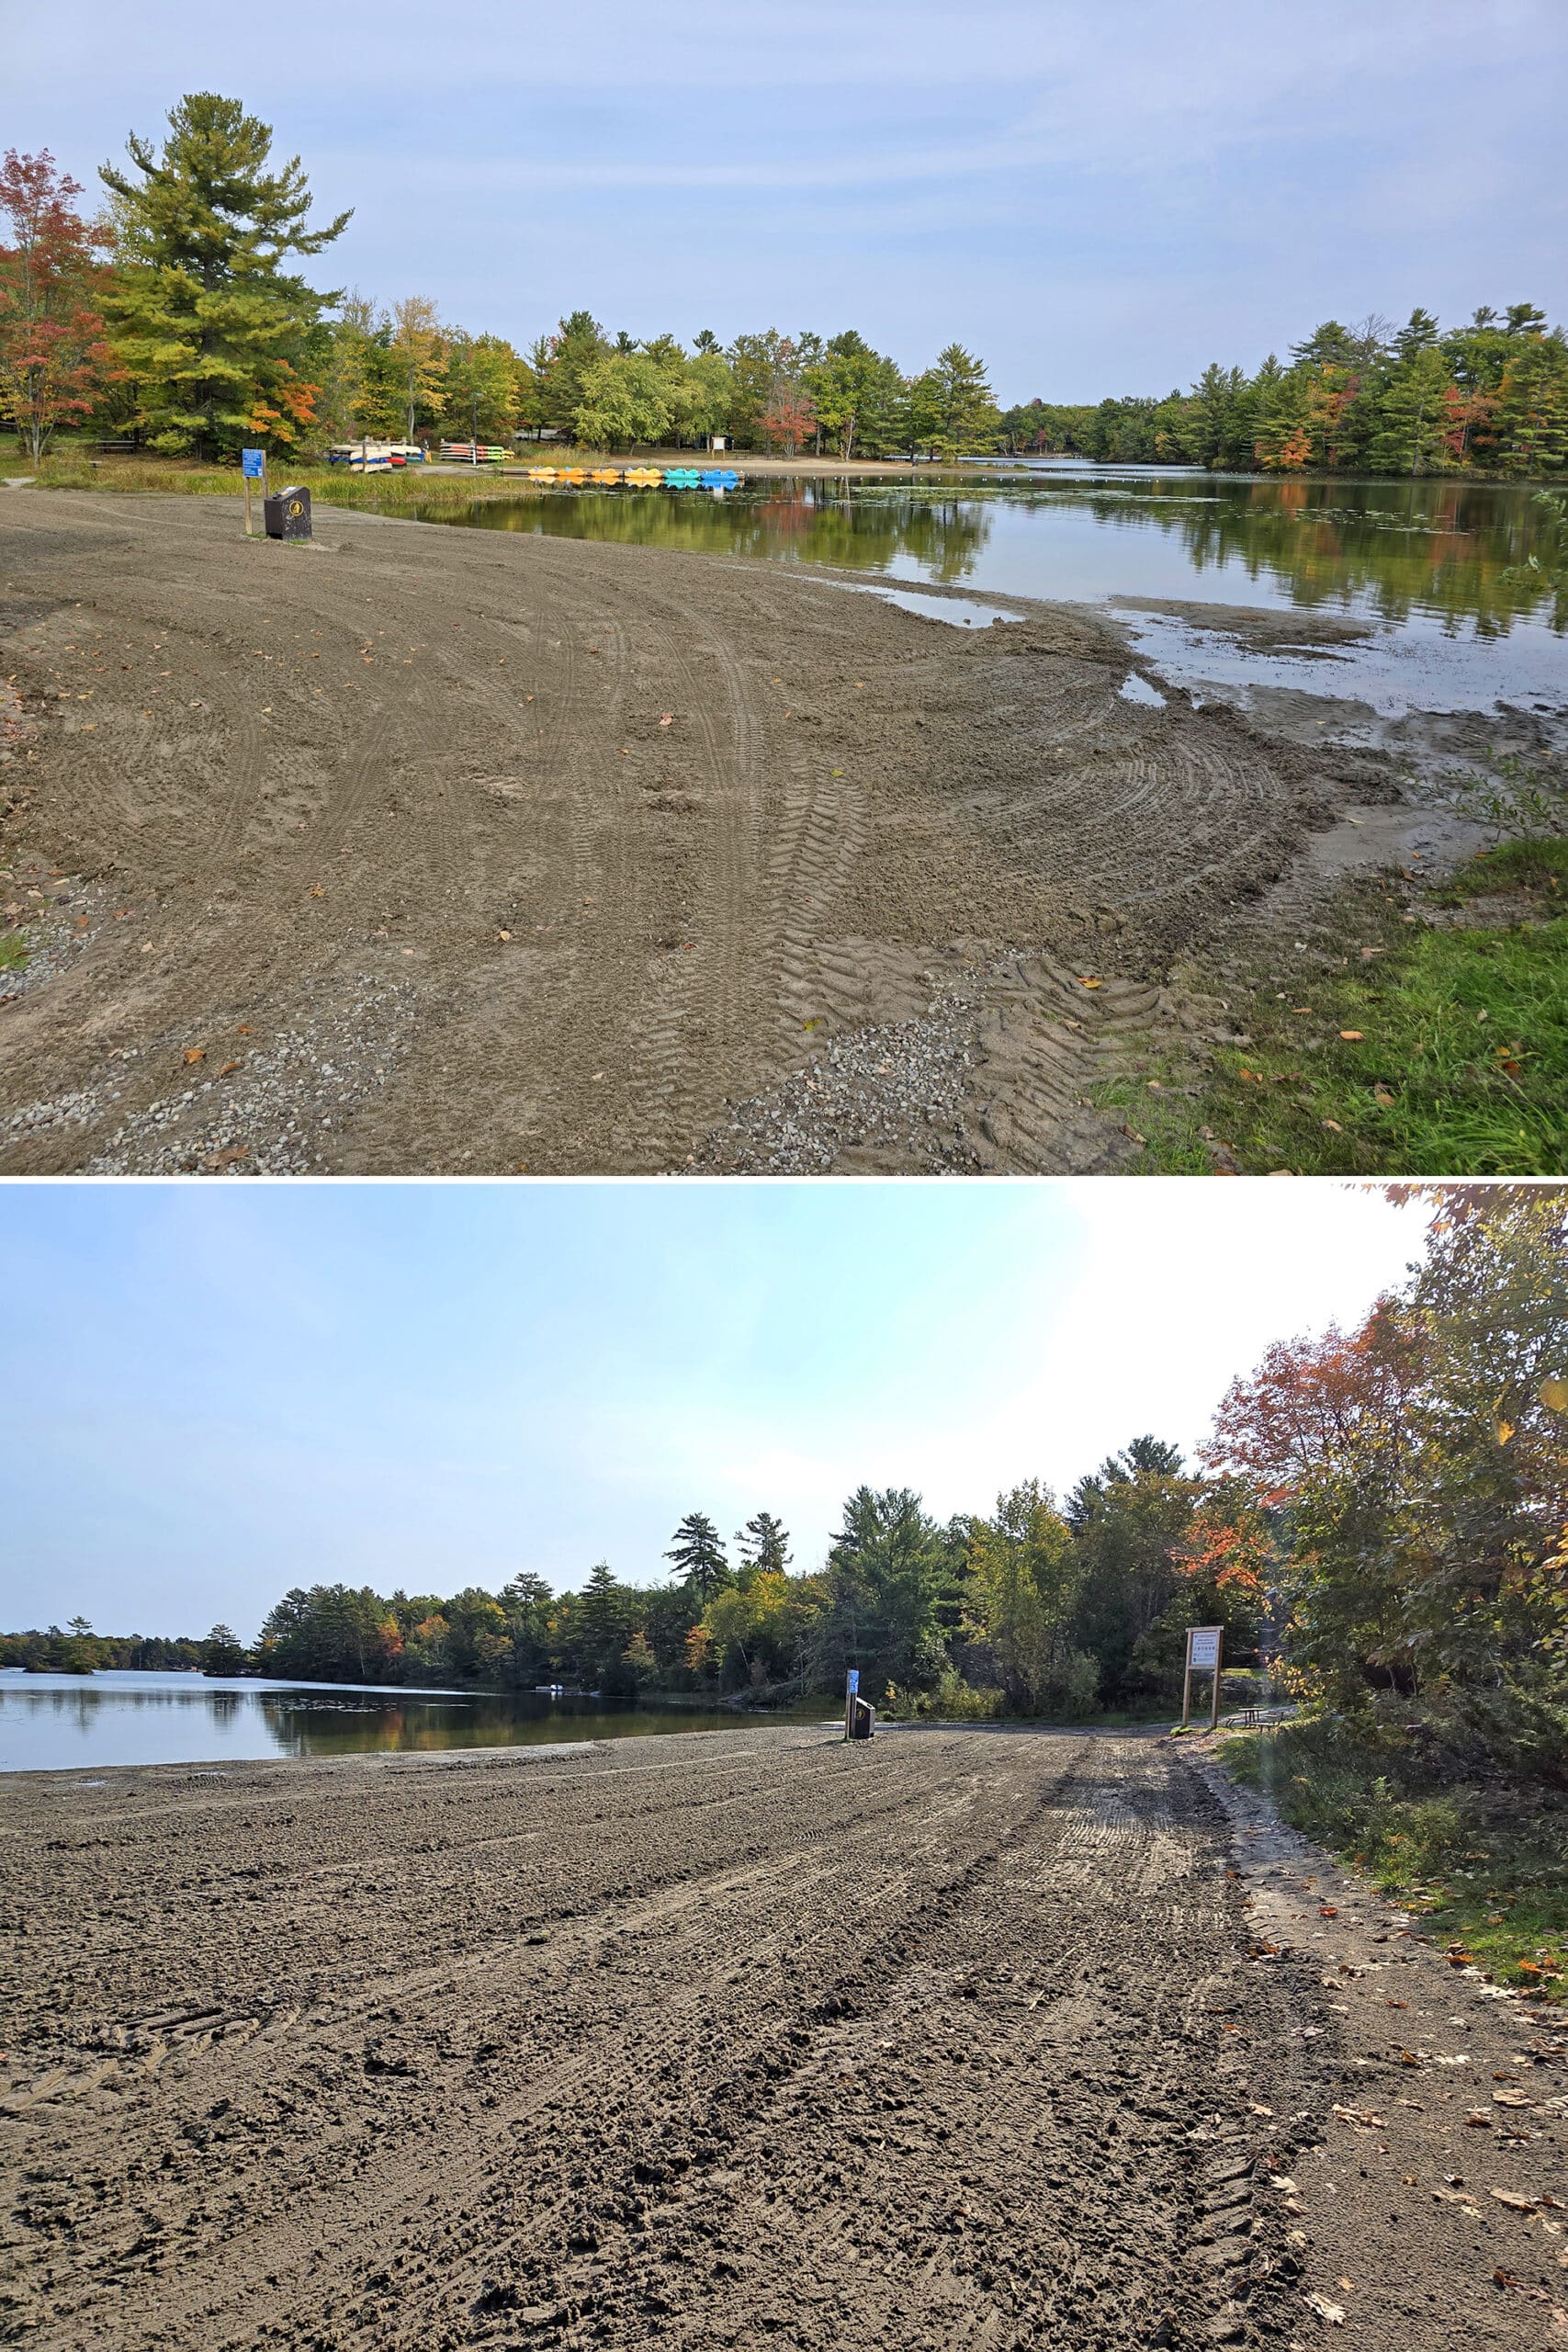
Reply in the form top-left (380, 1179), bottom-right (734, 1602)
top-left (12, 0), bottom-right (1565, 400)
top-left (2, 1180), bottom-right (1433, 1638)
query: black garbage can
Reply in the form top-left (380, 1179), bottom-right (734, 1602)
top-left (263, 485), bottom-right (311, 541)
top-left (848, 1697), bottom-right (875, 1741)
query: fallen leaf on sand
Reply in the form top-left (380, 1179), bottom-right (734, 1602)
top-left (659, 713), bottom-right (674, 727)
top-left (1332, 2104), bottom-right (1387, 2130)
top-left (1269, 2176), bottom-right (1300, 2195)
top-left (183, 1046), bottom-right (206, 1065)
top-left (1078, 977), bottom-right (1102, 989)
top-left (218, 1060), bottom-right (240, 1077)
top-left (1492, 2190), bottom-right (1539, 2212)
top-left (1305, 2292), bottom-right (1346, 2324)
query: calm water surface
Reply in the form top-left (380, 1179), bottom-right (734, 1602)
top-left (0, 1670), bottom-right (752, 1772)
top-left (392, 461), bottom-right (1568, 719)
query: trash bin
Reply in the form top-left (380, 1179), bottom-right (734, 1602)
top-left (848, 1697), bottom-right (875, 1741)
top-left (263, 485), bottom-right (311, 541)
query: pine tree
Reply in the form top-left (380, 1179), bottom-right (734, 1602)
top-left (99, 92), bottom-right (349, 455)
top-left (929, 343), bottom-right (998, 458)
top-left (575, 1561), bottom-right (627, 1680)
top-left (1493, 337), bottom-right (1568, 477)
top-left (735, 1511), bottom-right (792, 1582)
top-left (1371, 345), bottom-right (1456, 476)
top-left (664, 1512), bottom-right (732, 1602)
top-left (202, 1623), bottom-right (247, 1675)
top-left (536, 310), bottom-right (607, 437)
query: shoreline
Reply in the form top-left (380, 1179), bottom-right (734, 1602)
top-left (2, 487), bottom-right (1550, 1178)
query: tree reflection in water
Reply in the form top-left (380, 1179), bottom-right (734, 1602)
top-left (420, 470), bottom-right (1563, 637)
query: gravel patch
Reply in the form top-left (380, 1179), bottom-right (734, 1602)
top-left (84, 971), bottom-right (423, 1174)
top-left (702, 971), bottom-right (996, 1173)
top-left (0, 858), bottom-right (114, 1004)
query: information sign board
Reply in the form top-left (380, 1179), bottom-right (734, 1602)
top-left (242, 449), bottom-right (265, 479)
top-left (1189, 1628), bottom-right (1222, 1669)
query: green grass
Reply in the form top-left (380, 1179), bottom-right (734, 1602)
top-left (1219, 1709), bottom-right (1568, 2000)
top-left (0, 931), bottom-right (28, 973)
top-left (1098, 838), bottom-right (1568, 1174)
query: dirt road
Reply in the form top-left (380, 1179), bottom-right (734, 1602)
top-left (0, 490), bottom-right (1357, 1175)
top-left (4, 1726), bottom-right (1562, 2350)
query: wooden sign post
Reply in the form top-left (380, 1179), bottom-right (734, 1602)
top-left (1182, 1625), bottom-right (1224, 1731)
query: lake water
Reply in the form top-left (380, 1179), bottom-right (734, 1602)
top-left (399, 461), bottom-right (1568, 722)
top-left (0, 1669), bottom-right (757, 1772)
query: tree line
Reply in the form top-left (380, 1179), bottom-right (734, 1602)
top-left (8, 1186), bottom-right (1562, 1738)
top-left (6, 97), bottom-right (1564, 479)
top-left (999, 308), bottom-right (1568, 479)
top-left (0, 98), bottom-right (997, 464)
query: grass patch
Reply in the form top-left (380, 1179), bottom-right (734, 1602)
top-left (1098, 837), bottom-right (1568, 1174)
top-left (1218, 1705), bottom-right (1568, 2000)
top-left (0, 931), bottom-right (28, 972)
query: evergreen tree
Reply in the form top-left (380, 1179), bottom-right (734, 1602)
top-left (664, 1512), bottom-right (732, 1602)
top-left (575, 1561), bottom-right (628, 1683)
top-left (1371, 344), bottom-right (1456, 476)
top-left (735, 1511), bottom-right (792, 1581)
top-left (1492, 336), bottom-right (1568, 477)
top-left (201, 1622), bottom-right (247, 1675)
top-left (820, 1486), bottom-right (947, 1695)
top-left (928, 342), bottom-right (998, 458)
top-left (99, 93), bottom-right (349, 456)
top-left (1066, 1441), bottom-right (1205, 1702)
top-left (536, 309), bottom-right (607, 437)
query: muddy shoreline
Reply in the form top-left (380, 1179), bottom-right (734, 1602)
top-left (4, 1726), bottom-right (1560, 2350)
top-left (0, 488), bottom-right (1515, 1175)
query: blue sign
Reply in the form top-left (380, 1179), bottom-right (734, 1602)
top-left (242, 449), bottom-right (265, 480)
top-left (847, 1668), bottom-right (860, 1697)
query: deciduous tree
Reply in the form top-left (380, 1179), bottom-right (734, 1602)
top-left (0, 149), bottom-right (119, 460)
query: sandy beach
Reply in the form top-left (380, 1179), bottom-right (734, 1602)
top-left (3, 1724), bottom-right (1562, 2350)
top-left (1, 488), bottom-right (1391, 1177)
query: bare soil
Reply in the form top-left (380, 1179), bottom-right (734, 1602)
top-left (0, 490), bottom-right (1384, 1175)
top-left (3, 1726), bottom-right (1562, 2350)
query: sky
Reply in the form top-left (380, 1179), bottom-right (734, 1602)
top-left (9, 0), bottom-right (1566, 401)
top-left (1, 1179), bottom-right (1437, 1639)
